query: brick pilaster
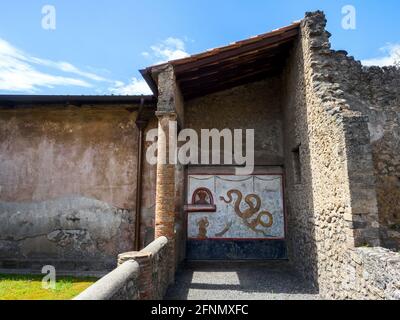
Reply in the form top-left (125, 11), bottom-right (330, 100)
top-left (154, 112), bottom-right (177, 283)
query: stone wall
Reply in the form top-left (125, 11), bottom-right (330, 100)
top-left (282, 22), bottom-right (319, 285)
top-left (283, 11), bottom-right (385, 298)
top-left (345, 247), bottom-right (400, 300)
top-left (117, 236), bottom-right (171, 300)
top-left (185, 77), bottom-right (284, 166)
top-left (0, 105), bottom-right (156, 271)
top-left (283, 12), bottom-right (357, 295)
top-left (322, 52), bottom-right (400, 249)
top-left (73, 260), bottom-right (140, 300)
top-left (283, 12), bottom-right (398, 299)
top-left (74, 237), bottom-right (170, 300)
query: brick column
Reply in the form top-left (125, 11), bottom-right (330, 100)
top-left (154, 111), bottom-right (177, 283)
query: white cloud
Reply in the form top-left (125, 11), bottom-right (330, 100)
top-left (109, 78), bottom-right (152, 95)
top-left (362, 43), bottom-right (400, 67)
top-left (109, 37), bottom-right (191, 95)
top-left (31, 58), bottom-right (107, 82)
top-left (0, 38), bottom-right (106, 93)
top-left (142, 37), bottom-right (190, 64)
top-left (0, 36), bottom-right (192, 95)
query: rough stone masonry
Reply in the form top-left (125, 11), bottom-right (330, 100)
top-left (282, 11), bottom-right (400, 299)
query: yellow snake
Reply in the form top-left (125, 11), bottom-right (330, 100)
top-left (220, 189), bottom-right (273, 236)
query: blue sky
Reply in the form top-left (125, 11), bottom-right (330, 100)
top-left (0, 0), bottom-right (399, 95)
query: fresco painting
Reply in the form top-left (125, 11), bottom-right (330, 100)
top-left (187, 175), bottom-right (285, 240)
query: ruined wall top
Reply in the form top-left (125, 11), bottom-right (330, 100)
top-left (301, 10), bottom-right (400, 112)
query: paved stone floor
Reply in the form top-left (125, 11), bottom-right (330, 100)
top-left (165, 261), bottom-right (320, 300)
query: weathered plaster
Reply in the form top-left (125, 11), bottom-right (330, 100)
top-left (0, 196), bottom-right (133, 270)
top-left (0, 106), bottom-right (143, 270)
top-left (140, 117), bottom-right (158, 248)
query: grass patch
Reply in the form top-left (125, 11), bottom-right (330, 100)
top-left (0, 274), bottom-right (98, 300)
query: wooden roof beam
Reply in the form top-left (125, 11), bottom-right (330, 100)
top-left (175, 44), bottom-right (292, 81)
top-left (172, 29), bottom-right (298, 73)
top-left (179, 61), bottom-right (283, 90)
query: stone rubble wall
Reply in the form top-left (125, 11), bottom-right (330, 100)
top-left (117, 236), bottom-right (171, 300)
top-left (301, 11), bottom-right (381, 249)
top-left (324, 50), bottom-right (400, 249)
top-left (284, 11), bottom-right (400, 300)
top-left (74, 236), bottom-right (170, 300)
top-left (136, 236), bottom-right (171, 300)
top-left (283, 11), bottom-right (359, 298)
top-left (346, 247), bottom-right (400, 300)
top-left (302, 11), bottom-right (400, 299)
top-left (282, 20), bottom-right (320, 286)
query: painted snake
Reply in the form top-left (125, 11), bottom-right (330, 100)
top-left (219, 189), bottom-right (273, 236)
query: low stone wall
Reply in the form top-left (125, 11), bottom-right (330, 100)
top-left (73, 260), bottom-right (140, 300)
top-left (118, 236), bottom-right (171, 300)
top-left (74, 236), bottom-right (170, 300)
top-left (344, 247), bottom-right (400, 300)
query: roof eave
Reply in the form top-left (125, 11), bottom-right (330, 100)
top-left (0, 95), bottom-right (157, 109)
